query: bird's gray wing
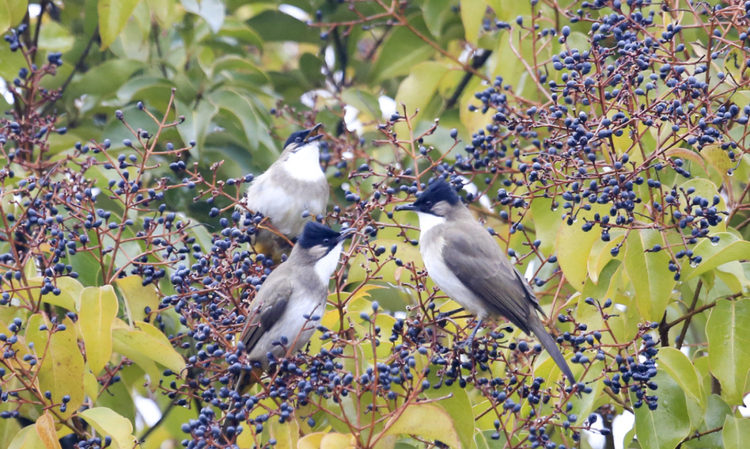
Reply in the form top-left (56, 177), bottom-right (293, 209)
top-left (240, 268), bottom-right (293, 354)
top-left (440, 225), bottom-right (540, 334)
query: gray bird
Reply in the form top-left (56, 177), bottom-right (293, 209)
top-left (395, 179), bottom-right (576, 385)
top-left (237, 221), bottom-right (352, 375)
top-left (240, 124), bottom-right (329, 259)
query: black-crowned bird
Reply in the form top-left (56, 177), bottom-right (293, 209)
top-left (395, 179), bottom-right (576, 386)
top-left (237, 221), bottom-right (352, 378)
top-left (240, 124), bottom-right (329, 259)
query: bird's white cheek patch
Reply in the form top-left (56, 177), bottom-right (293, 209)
top-left (284, 143), bottom-right (325, 182)
top-left (315, 243), bottom-right (343, 284)
top-left (416, 212), bottom-right (446, 235)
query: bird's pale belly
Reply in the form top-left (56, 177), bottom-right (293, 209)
top-left (421, 248), bottom-right (489, 320)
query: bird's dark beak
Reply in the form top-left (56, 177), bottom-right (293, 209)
top-left (337, 227), bottom-right (357, 242)
top-left (304, 124), bottom-right (324, 143)
top-left (394, 203), bottom-right (416, 212)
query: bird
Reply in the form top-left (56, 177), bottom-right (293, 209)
top-left (240, 124), bottom-right (329, 260)
top-left (395, 179), bottom-right (576, 386)
top-left (235, 221), bottom-right (353, 379)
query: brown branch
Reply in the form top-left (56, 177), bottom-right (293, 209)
top-left (676, 279), bottom-right (702, 350)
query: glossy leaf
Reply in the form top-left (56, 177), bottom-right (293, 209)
top-left (632, 371), bottom-right (691, 449)
top-left (706, 298), bottom-right (750, 404)
top-left (0, 0), bottom-right (27, 31)
top-left (681, 232), bottom-right (750, 281)
top-left (624, 229), bottom-right (676, 322)
top-left (115, 275), bottom-right (159, 323)
top-left (81, 408), bottom-right (138, 449)
top-left (79, 285), bottom-right (119, 374)
top-left (657, 347), bottom-right (705, 408)
top-left (27, 317), bottom-right (85, 420)
top-left (98, 0), bottom-right (141, 49)
top-left (383, 404), bottom-right (461, 449)
top-left (722, 415), bottom-right (750, 449)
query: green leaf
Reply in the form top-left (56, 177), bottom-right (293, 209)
top-left (99, 0), bottom-right (142, 50)
top-left (26, 317), bottom-right (85, 420)
top-left (681, 232), bottom-right (750, 281)
top-left (624, 229), bottom-right (676, 322)
top-left (0, 0), bottom-right (27, 32)
top-left (79, 286), bottom-right (119, 374)
top-left (632, 370), bottom-right (691, 449)
top-left (115, 275), bottom-right (159, 324)
top-left (686, 395), bottom-right (732, 449)
top-left (383, 404), bottom-right (462, 449)
top-left (423, 0), bottom-right (454, 37)
top-left (657, 347), bottom-right (705, 408)
top-left (461, 0), bottom-right (485, 44)
top-left (7, 426), bottom-right (45, 449)
top-left (394, 62), bottom-right (450, 136)
top-left (530, 197), bottom-right (561, 256)
top-left (80, 408), bottom-right (138, 449)
top-left (246, 10), bottom-right (319, 43)
top-left (67, 59), bottom-right (144, 98)
top-left (424, 384), bottom-right (474, 449)
top-left (38, 21), bottom-right (75, 52)
top-left (175, 99), bottom-right (218, 153)
top-left (706, 298), bottom-right (750, 404)
top-left (722, 415), bottom-right (750, 449)
top-left (370, 17), bottom-right (435, 83)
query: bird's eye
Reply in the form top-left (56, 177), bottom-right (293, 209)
top-left (323, 238), bottom-right (330, 245)
top-left (425, 201), bottom-right (433, 207)
top-left (296, 137), bottom-right (302, 142)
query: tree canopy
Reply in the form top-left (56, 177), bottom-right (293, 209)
top-left (2, 0), bottom-right (750, 449)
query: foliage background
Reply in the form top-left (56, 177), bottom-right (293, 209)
top-left (3, 0), bottom-right (750, 448)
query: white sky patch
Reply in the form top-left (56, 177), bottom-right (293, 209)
top-left (0, 79), bottom-right (14, 104)
top-left (378, 95), bottom-right (397, 118)
top-left (300, 89), bottom-right (331, 108)
top-left (613, 411), bottom-right (635, 449)
top-left (456, 176), bottom-right (493, 212)
top-left (134, 396), bottom-right (162, 429)
top-left (739, 394), bottom-right (750, 417)
top-left (583, 414), bottom-right (606, 449)
top-left (524, 260), bottom-right (535, 282)
top-left (343, 105), bottom-right (363, 134)
top-left (278, 4), bottom-right (310, 21)
top-left (28, 3), bottom-right (41, 18)
top-left (325, 46), bottom-right (335, 69)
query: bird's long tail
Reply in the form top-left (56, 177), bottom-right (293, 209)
top-left (527, 316), bottom-right (577, 387)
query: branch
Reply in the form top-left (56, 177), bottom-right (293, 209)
top-left (139, 401), bottom-right (175, 444)
top-left (445, 49), bottom-right (493, 109)
top-left (58, 26), bottom-right (99, 96)
top-left (675, 279), bottom-right (702, 350)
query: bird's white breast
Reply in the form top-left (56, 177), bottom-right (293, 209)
top-left (283, 142), bottom-right (325, 182)
top-left (416, 212), bottom-right (446, 235)
top-left (419, 230), bottom-right (488, 320)
top-left (314, 242), bottom-right (343, 284)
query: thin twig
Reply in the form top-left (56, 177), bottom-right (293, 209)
top-left (676, 279), bottom-right (702, 350)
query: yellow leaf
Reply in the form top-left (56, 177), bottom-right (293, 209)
top-left (35, 413), bottom-right (61, 449)
top-left (320, 433), bottom-right (355, 449)
top-left (556, 220), bottom-right (600, 292)
top-left (26, 317), bottom-right (84, 420)
top-left (79, 286), bottom-right (119, 374)
top-left (383, 404), bottom-right (461, 448)
top-left (115, 275), bottom-right (159, 323)
top-left (84, 371), bottom-right (100, 401)
top-left (7, 426), bottom-right (44, 449)
top-left (270, 416), bottom-right (298, 449)
top-left (113, 322), bottom-right (185, 378)
top-left (298, 432), bottom-right (326, 449)
top-left (80, 408), bottom-right (139, 449)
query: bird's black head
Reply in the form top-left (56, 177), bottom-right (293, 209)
top-left (298, 221), bottom-right (354, 251)
top-left (395, 179), bottom-right (460, 215)
top-left (284, 124), bottom-right (323, 149)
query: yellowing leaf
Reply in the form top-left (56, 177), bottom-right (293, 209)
top-left (461, 0), bottom-right (485, 44)
top-left (556, 221), bottom-right (600, 291)
top-left (7, 426), bottom-right (44, 449)
top-left (115, 275), bottom-right (158, 323)
top-left (80, 408), bottom-right (139, 449)
top-left (98, 0), bottom-right (141, 50)
top-left (113, 322), bottom-right (185, 377)
top-left (26, 317), bottom-right (84, 420)
top-left (394, 62), bottom-right (450, 138)
top-left (35, 413), bottom-right (61, 449)
top-left (298, 433), bottom-right (326, 449)
top-left (79, 286), bottom-right (119, 374)
top-left (320, 433), bottom-right (355, 449)
top-left (383, 404), bottom-right (461, 449)
top-left (624, 229), bottom-right (676, 322)
top-left (706, 299), bottom-right (750, 405)
top-left (681, 232), bottom-right (750, 281)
